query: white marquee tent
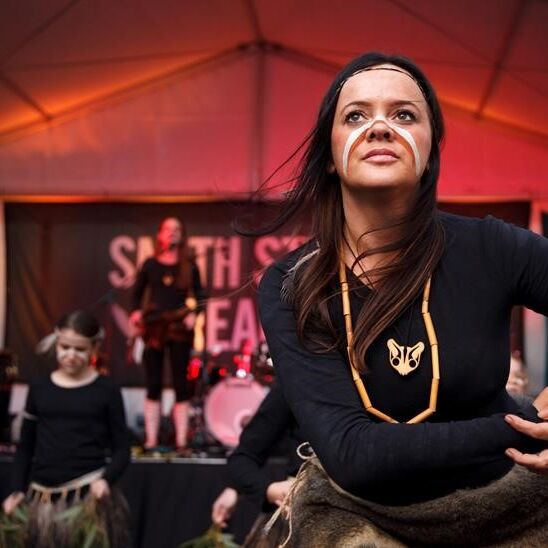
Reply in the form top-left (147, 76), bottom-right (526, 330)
top-left (0, 0), bottom-right (546, 197)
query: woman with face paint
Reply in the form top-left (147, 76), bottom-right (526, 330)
top-left (254, 52), bottom-right (548, 546)
top-left (2, 310), bottom-right (131, 547)
top-left (130, 216), bottom-right (206, 453)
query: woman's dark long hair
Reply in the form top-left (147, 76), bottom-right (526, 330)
top-left (252, 52), bottom-right (445, 371)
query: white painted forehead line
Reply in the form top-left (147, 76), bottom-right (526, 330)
top-left (339, 66), bottom-right (427, 97)
top-left (341, 116), bottom-right (422, 178)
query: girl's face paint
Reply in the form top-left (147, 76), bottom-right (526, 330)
top-left (331, 65), bottom-right (432, 192)
top-left (55, 328), bottom-right (95, 378)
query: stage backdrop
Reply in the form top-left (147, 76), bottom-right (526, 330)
top-left (5, 202), bottom-right (308, 385)
top-left (5, 200), bottom-right (532, 387)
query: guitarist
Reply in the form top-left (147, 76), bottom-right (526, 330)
top-left (130, 216), bottom-right (206, 452)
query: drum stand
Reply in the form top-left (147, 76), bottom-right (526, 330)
top-left (187, 316), bottom-right (226, 457)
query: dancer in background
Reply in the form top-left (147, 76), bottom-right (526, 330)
top-left (211, 382), bottom-right (304, 546)
top-left (256, 52), bottom-right (548, 545)
top-left (130, 216), bottom-right (206, 452)
top-left (2, 310), bottom-right (130, 547)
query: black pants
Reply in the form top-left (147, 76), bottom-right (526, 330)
top-left (143, 340), bottom-right (192, 401)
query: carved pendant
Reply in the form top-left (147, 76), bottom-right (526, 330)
top-left (162, 273), bottom-right (174, 286)
top-left (387, 339), bottom-right (425, 376)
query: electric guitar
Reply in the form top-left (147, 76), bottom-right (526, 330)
top-left (137, 297), bottom-right (198, 350)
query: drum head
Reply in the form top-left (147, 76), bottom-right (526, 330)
top-left (204, 378), bottom-right (267, 447)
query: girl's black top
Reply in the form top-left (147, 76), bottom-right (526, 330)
top-left (259, 213), bottom-right (548, 505)
top-left (131, 257), bottom-right (205, 313)
top-left (12, 374), bottom-right (130, 493)
top-left (227, 382), bottom-right (304, 509)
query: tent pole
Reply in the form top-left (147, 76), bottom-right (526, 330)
top-left (251, 45), bottom-right (266, 192)
top-left (476, 0), bottom-right (530, 118)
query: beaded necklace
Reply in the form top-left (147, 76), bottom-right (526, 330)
top-left (339, 260), bottom-right (440, 424)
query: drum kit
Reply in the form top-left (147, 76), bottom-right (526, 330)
top-left (187, 340), bottom-right (274, 454)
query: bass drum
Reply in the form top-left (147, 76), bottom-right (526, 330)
top-left (204, 377), bottom-right (267, 447)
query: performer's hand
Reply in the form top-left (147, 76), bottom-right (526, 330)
top-left (211, 487), bottom-right (238, 528)
top-left (505, 401), bottom-right (548, 475)
top-left (266, 479), bottom-right (295, 507)
top-left (185, 297), bottom-right (198, 311)
top-left (129, 309), bottom-right (143, 328)
top-left (90, 479), bottom-right (110, 500)
top-left (2, 492), bottom-right (24, 514)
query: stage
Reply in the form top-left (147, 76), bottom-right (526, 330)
top-left (0, 454), bottom-right (288, 547)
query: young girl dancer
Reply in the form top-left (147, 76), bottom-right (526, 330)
top-left (2, 310), bottom-right (131, 547)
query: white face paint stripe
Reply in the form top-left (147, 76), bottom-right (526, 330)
top-left (341, 116), bottom-right (422, 178)
top-left (57, 347), bottom-right (91, 362)
top-left (390, 125), bottom-right (421, 178)
top-left (342, 123), bottom-right (370, 178)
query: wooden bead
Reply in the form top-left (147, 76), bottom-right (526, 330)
top-left (422, 313), bottom-right (438, 346)
top-left (431, 344), bottom-right (440, 379)
top-left (429, 378), bottom-right (439, 408)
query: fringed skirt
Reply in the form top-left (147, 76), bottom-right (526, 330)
top-left (243, 511), bottom-right (289, 548)
top-left (18, 469), bottom-right (130, 548)
top-left (255, 458), bottom-right (548, 548)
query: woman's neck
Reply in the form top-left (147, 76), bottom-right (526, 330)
top-left (156, 248), bottom-right (179, 265)
top-left (341, 187), bottom-right (413, 273)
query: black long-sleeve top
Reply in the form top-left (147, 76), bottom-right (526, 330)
top-left (12, 374), bottom-right (130, 493)
top-left (131, 257), bottom-right (205, 313)
top-left (227, 382), bottom-right (305, 509)
top-left (259, 213), bottom-right (548, 505)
